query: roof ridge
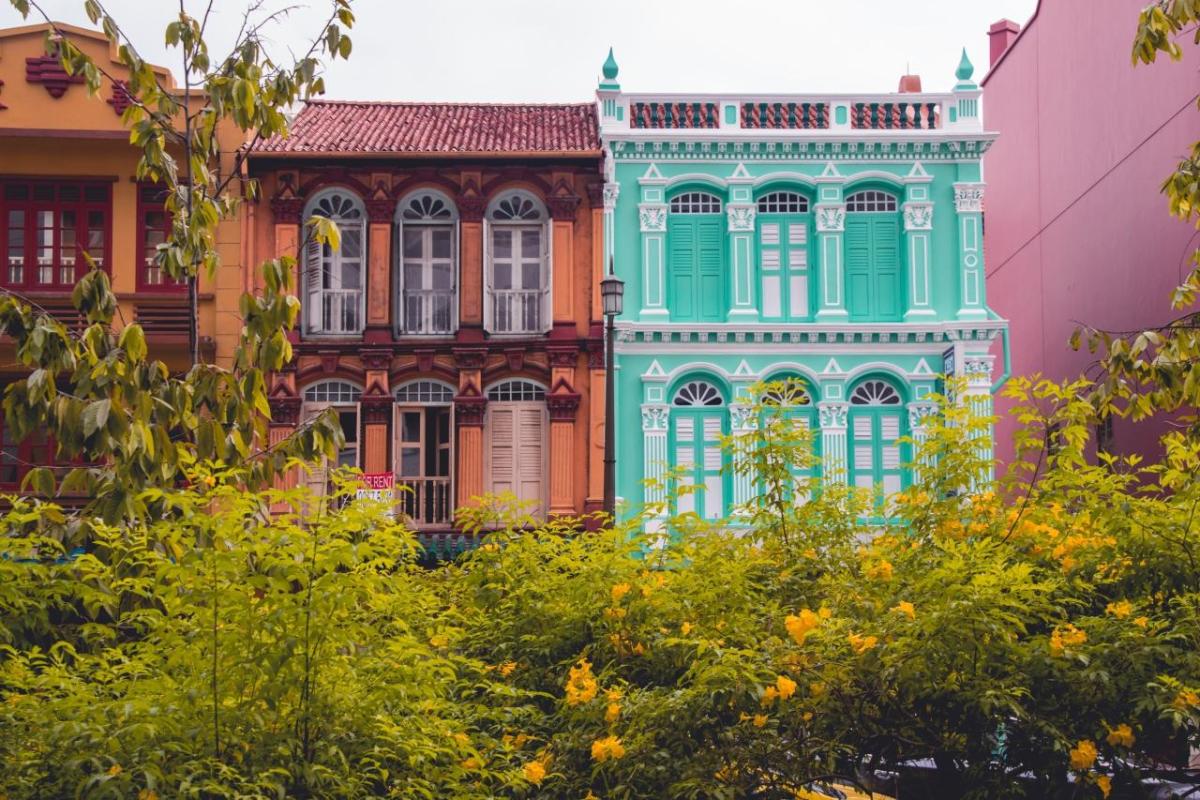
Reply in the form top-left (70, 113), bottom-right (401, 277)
top-left (303, 99), bottom-right (595, 108)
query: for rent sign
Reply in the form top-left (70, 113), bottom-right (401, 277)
top-left (357, 473), bottom-right (395, 513)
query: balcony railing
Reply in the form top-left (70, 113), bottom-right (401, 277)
top-left (851, 101), bottom-right (940, 130)
top-left (741, 101), bottom-right (829, 130)
top-left (401, 289), bottom-right (455, 335)
top-left (397, 477), bottom-right (453, 527)
top-left (490, 289), bottom-right (544, 334)
top-left (312, 288), bottom-right (362, 335)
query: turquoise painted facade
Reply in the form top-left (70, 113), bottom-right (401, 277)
top-left (597, 52), bottom-right (1008, 527)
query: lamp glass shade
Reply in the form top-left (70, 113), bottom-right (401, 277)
top-left (600, 274), bottom-right (625, 316)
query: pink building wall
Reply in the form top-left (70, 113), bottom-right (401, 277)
top-left (983, 0), bottom-right (1199, 465)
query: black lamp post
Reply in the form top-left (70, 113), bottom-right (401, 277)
top-left (600, 262), bottom-right (624, 520)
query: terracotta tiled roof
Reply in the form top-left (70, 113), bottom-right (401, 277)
top-left (252, 100), bottom-right (600, 156)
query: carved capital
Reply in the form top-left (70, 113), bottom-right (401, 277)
top-left (361, 394), bottom-right (393, 425)
top-left (953, 183), bottom-right (985, 214)
top-left (903, 201), bottom-right (934, 231)
top-left (730, 403), bottom-right (758, 432)
top-left (547, 346), bottom-right (579, 369)
top-left (546, 391), bottom-right (581, 422)
top-left (269, 396), bottom-right (302, 427)
top-left (638, 203), bottom-right (667, 233)
top-left (963, 355), bottom-right (994, 387)
top-left (641, 404), bottom-right (669, 432)
top-left (454, 394), bottom-right (487, 426)
top-left (726, 203), bottom-right (756, 233)
top-left (457, 180), bottom-right (486, 222)
top-left (546, 192), bottom-right (581, 222)
top-left (366, 198), bottom-right (394, 224)
top-left (271, 196), bottom-right (304, 224)
top-left (603, 183), bottom-right (620, 211)
top-left (815, 204), bottom-right (846, 233)
top-left (817, 401), bottom-right (849, 430)
top-left (453, 347), bottom-right (487, 371)
top-left (907, 401), bottom-right (939, 430)
top-left (585, 182), bottom-right (605, 207)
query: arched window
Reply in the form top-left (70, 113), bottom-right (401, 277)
top-left (670, 379), bottom-right (727, 519)
top-left (848, 377), bottom-right (908, 507)
top-left (301, 380), bottom-right (362, 497)
top-left (397, 190), bottom-right (457, 336)
top-left (760, 375), bottom-right (820, 495)
top-left (844, 189), bottom-right (902, 322)
top-left (303, 189), bottom-right (366, 335)
top-left (756, 190), bottom-right (812, 320)
top-left (486, 191), bottom-right (549, 334)
top-left (667, 191), bottom-right (724, 322)
top-left (484, 378), bottom-right (547, 516)
top-left (394, 379), bottom-right (455, 526)
top-left (669, 191), bottom-right (722, 214)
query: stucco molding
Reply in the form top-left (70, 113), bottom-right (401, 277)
top-left (953, 182), bottom-right (985, 214)
top-left (726, 203), bottom-right (756, 232)
top-left (907, 400), bottom-right (939, 430)
top-left (641, 404), bottom-right (669, 431)
top-left (902, 201), bottom-right (934, 231)
top-left (603, 182), bottom-right (620, 211)
top-left (817, 401), bottom-right (849, 430)
top-left (814, 204), bottom-right (846, 233)
top-left (638, 203), bottom-right (668, 233)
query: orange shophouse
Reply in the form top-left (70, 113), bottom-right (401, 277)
top-left (246, 101), bottom-right (607, 540)
top-left (0, 22), bottom-right (246, 490)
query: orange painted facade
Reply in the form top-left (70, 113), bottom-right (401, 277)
top-left (0, 22), bottom-right (246, 489)
top-left (247, 149), bottom-right (608, 529)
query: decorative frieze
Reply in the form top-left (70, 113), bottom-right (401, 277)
top-left (638, 203), bottom-right (667, 232)
top-left (25, 55), bottom-right (83, 98)
top-left (815, 204), bottom-right (846, 233)
top-left (726, 204), bottom-right (756, 232)
top-left (903, 202), bottom-right (934, 231)
top-left (953, 183), bottom-right (985, 213)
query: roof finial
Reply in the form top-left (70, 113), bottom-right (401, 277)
top-left (603, 47), bottom-right (619, 81)
top-left (956, 47), bottom-right (974, 82)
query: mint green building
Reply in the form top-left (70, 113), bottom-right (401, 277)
top-left (596, 50), bottom-right (1008, 527)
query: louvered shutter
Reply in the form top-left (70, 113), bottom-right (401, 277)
top-left (487, 406), bottom-right (515, 496)
top-left (788, 223), bottom-right (809, 318)
top-left (701, 414), bottom-right (724, 518)
top-left (516, 405), bottom-right (545, 514)
top-left (697, 219), bottom-right (724, 321)
top-left (540, 222), bottom-right (552, 332)
top-left (668, 219), bottom-right (696, 320)
top-left (872, 217), bottom-right (902, 321)
top-left (304, 228), bottom-right (324, 332)
top-left (759, 222), bottom-right (782, 318)
top-left (844, 218), bottom-right (871, 321)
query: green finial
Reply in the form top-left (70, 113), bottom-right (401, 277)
top-left (602, 47), bottom-right (619, 81)
top-left (955, 47), bottom-right (974, 81)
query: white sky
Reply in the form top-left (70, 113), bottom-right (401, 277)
top-left (11, 0), bottom-right (1039, 100)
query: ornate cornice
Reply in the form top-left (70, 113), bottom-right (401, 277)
top-left (606, 136), bottom-right (996, 162)
top-left (106, 80), bottom-right (132, 116)
top-left (638, 203), bottom-right (667, 233)
top-left (612, 320), bottom-right (1007, 347)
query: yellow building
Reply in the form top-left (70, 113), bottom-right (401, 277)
top-left (0, 21), bottom-right (246, 488)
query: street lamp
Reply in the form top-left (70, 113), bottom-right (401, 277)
top-left (600, 262), bottom-right (624, 521)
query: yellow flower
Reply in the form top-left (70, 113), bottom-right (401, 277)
top-left (591, 735), bottom-right (626, 763)
top-left (1049, 624), bottom-right (1087, 656)
top-left (1069, 739), bottom-right (1097, 771)
top-left (776, 675), bottom-right (797, 701)
top-left (864, 560), bottom-right (894, 581)
top-left (1173, 689), bottom-right (1200, 709)
top-left (892, 601), bottom-right (916, 620)
top-left (785, 609), bottom-right (822, 645)
top-left (523, 760), bottom-right (547, 785)
top-left (818, 606), bottom-right (832, 619)
top-left (1095, 774), bottom-right (1112, 798)
top-left (848, 633), bottom-right (878, 654)
top-left (681, 621), bottom-right (693, 636)
top-left (1105, 600), bottom-right (1132, 619)
top-left (752, 713), bottom-right (768, 728)
top-left (605, 703), bottom-right (621, 723)
top-left (584, 792), bottom-right (600, 800)
top-left (606, 688), bottom-right (622, 702)
top-left (565, 659), bottom-right (598, 706)
top-left (452, 731), bottom-right (470, 746)
top-left (809, 681), bottom-right (827, 699)
top-left (611, 583), bottom-right (631, 603)
top-left (1133, 616), bottom-right (1149, 629)
top-left (761, 685), bottom-right (779, 707)
top-left (138, 791), bottom-right (158, 800)
top-left (499, 660), bottom-right (517, 677)
top-left (460, 757), bottom-right (481, 770)
top-left (803, 547), bottom-right (818, 559)
top-left (603, 606), bottom-right (627, 619)
top-left (107, 764), bottom-right (122, 777)
top-left (1105, 723), bottom-right (1135, 748)
top-left (429, 634), bottom-right (449, 648)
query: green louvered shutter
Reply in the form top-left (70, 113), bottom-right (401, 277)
top-left (697, 218), bottom-right (724, 321)
top-left (845, 217), bottom-right (872, 320)
top-left (872, 217), bottom-right (902, 321)
top-left (668, 218), bottom-right (697, 321)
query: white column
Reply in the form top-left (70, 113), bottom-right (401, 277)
top-left (903, 201), bottom-right (935, 320)
top-left (641, 403), bottom-right (669, 511)
top-left (603, 182), bottom-right (619, 273)
top-left (638, 203), bottom-right (669, 320)
top-left (954, 183), bottom-right (987, 320)
top-left (729, 402), bottom-right (756, 512)
top-left (814, 204), bottom-right (848, 319)
top-left (817, 401), bottom-right (849, 484)
top-left (962, 354), bottom-right (995, 483)
top-left (727, 203), bottom-right (758, 322)
top-left (906, 400), bottom-right (939, 484)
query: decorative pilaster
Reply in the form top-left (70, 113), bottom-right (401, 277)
top-left (360, 394), bottom-right (393, 474)
top-left (902, 201), bottom-right (935, 320)
top-left (585, 345), bottom-right (606, 515)
top-left (954, 183), bottom-right (987, 320)
top-left (814, 205), bottom-right (848, 319)
top-left (641, 404), bottom-right (669, 510)
top-left (727, 204), bottom-right (758, 321)
top-left (549, 182), bottom-right (580, 325)
top-left (729, 403), bottom-right (757, 511)
top-left (638, 203), bottom-right (668, 320)
top-left (547, 387), bottom-right (581, 517)
top-left (817, 401), bottom-right (849, 484)
top-left (906, 400), bottom-right (939, 483)
top-left (963, 355), bottom-right (995, 481)
top-left (453, 385), bottom-right (487, 508)
top-left (457, 177), bottom-right (486, 326)
top-left (366, 192), bottom-right (393, 334)
top-left (269, 394), bottom-right (302, 502)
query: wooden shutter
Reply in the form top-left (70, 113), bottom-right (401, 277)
top-left (540, 221), bottom-right (552, 332)
top-left (697, 219), bottom-right (723, 321)
top-left (304, 228), bottom-right (324, 332)
top-left (668, 219), bottom-right (697, 320)
top-left (871, 218), bottom-right (902, 321)
top-left (844, 218), bottom-right (871, 320)
top-left (516, 405), bottom-right (545, 513)
top-left (487, 406), bottom-right (515, 496)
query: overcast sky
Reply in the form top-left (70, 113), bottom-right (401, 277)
top-left (13, 0), bottom-right (1039, 100)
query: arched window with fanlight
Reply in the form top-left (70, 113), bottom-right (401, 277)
top-left (300, 379), bottom-right (362, 497)
top-left (394, 380), bottom-right (455, 526)
top-left (848, 376), bottom-right (908, 507)
top-left (303, 189), bottom-right (366, 335)
top-left (759, 374), bottom-right (821, 494)
top-left (396, 190), bottom-right (457, 335)
top-left (485, 191), bottom-right (550, 335)
top-left (670, 378), bottom-right (728, 519)
top-left (756, 190), bottom-right (812, 320)
top-left (844, 189), bottom-right (902, 322)
top-left (667, 190), bottom-right (725, 322)
top-left (484, 379), bottom-right (548, 516)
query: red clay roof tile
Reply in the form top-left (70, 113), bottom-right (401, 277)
top-left (252, 100), bottom-right (600, 156)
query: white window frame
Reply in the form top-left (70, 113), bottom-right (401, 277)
top-left (396, 190), bottom-right (458, 336)
top-left (300, 380), bottom-right (362, 496)
top-left (484, 190), bottom-right (551, 335)
top-left (483, 379), bottom-right (549, 516)
top-left (394, 380), bottom-right (456, 526)
top-left (303, 189), bottom-right (367, 336)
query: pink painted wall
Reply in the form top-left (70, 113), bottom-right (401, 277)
top-left (983, 0), bottom-right (1199, 465)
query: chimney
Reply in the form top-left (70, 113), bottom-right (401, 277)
top-left (989, 19), bottom-right (1021, 66)
top-left (897, 73), bottom-right (922, 93)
